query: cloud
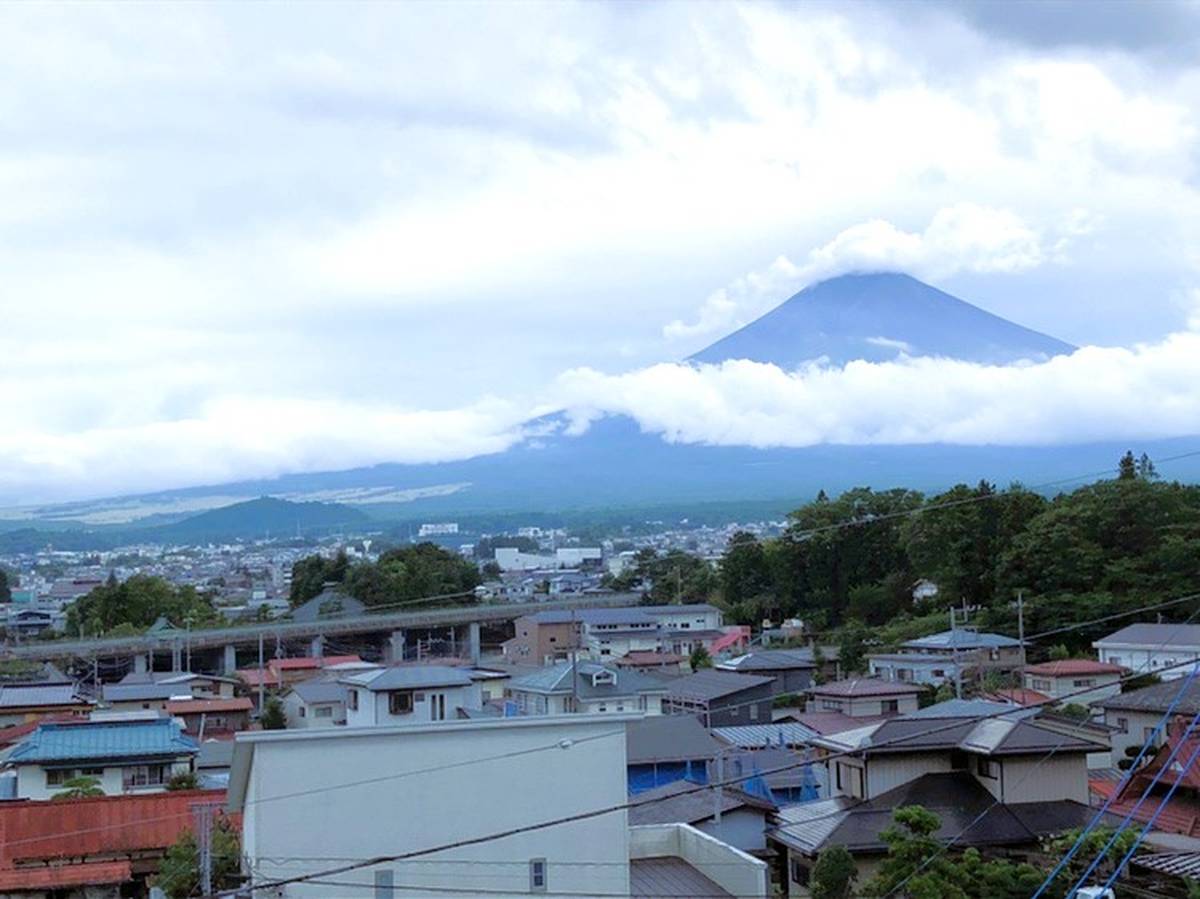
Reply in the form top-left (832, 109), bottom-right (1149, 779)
top-left (663, 203), bottom-right (1079, 342)
top-left (555, 330), bottom-right (1200, 449)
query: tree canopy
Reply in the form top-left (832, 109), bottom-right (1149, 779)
top-left (341, 542), bottom-right (481, 608)
top-left (66, 574), bottom-right (222, 637)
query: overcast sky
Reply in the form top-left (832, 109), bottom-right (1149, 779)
top-left (3, 1), bottom-right (1200, 504)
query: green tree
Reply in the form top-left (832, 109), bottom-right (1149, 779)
top-left (0, 569), bottom-right (10, 604)
top-left (154, 818), bottom-right (241, 898)
top-left (689, 646), bottom-right (713, 670)
top-left (166, 771), bottom-right (200, 791)
top-left (66, 575), bottom-right (222, 637)
top-left (1048, 643), bottom-right (1071, 661)
top-left (52, 776), bottom-right (104, 801)
top-left (836, 620), bottom-right (870, 674)
top-left (342, 543), bottom-right (481, 608)
top-left (720, 532), bottom-right (771, 606)
top-left (289, 550), bottom-right (349, 607)
top-left (811, 845), bottom-right (856, 899)
top-left (260, 697), bottom-right (287, 730)
top-left (1118, 450), bottom-right (1137, 480)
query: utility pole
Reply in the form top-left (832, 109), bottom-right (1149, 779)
top-left (570, 606), bottom-right (579, 713)
top-left (257, 631), bottom-right (265, 716)
top-left (1017, 592), bottom-right (1026, 680)
top-left (191, 800), bottom-right (220, 896)
top-left (713, 751), bottom-right (724, 823)
top-left (951, 607), bottom-right (962, 700)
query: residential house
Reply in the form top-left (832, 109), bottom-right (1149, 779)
top-left (717, 650), bottom-right (817, 696)
top-left (626, 715), bottom-right (724, 794)
top-left (615, 651), bottom-right (687, 675)
top-left (286, 587), bottom-right (365, 622)
top-left (235, 654), bottom-right (364, 691)
top-left (868, 629), bottom-right (1023, 686)
top-left (5, 718), bottom-right (198, 800)
top-left (805, 678), bottom-right (923, 718)
top-left (1023, 659), bottom-right (1126, 707)
top-left (229, 714), bottom-right (769, 898)
top-left (101, 672), bottom-right (236, 713)
top-left (507, 661), bottom-right (668, 716)
top-left (1098, 677), bottom-right (1200, 760)
top-left (665, 670), bottom-right (775, 728)
top-left (340, 666), bottom-right (482, 726)
top-left (195, 739), bottom-right (234, 789)
top-left (502, 612), bottom-right (579, 664)
top-left (1092, 717), bottom-right (1200, 836)
top-left (771, 700), bottom-right (1109, 894)
top-left (630, 780), bottom-right (776, 855)
top-left (0, 683), bottom-right (94, 728)
top-left (165, 697), bottom-right (253, 738)
top-left (0, 789), bottom-right (233, 896)
top-left (281, 679), bottom-right (348, 728)
top-left (1094, 623), bottom-right (1200, 680)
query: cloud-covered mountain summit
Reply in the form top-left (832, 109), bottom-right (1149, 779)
top-left (689, 272), bottom-right (1075, 368)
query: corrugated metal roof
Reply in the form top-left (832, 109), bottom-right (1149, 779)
top-left (6, 719), bottom-right (198, 764)
top-left (0, 684), bottom-right (87, 709)
top-left (713, 723), bottom-right (819, 748)
top-left (902, 629), bottom-right (1021, 650)
top-left (717, 650), bottom-right (817, 673)
top-left (1133, 852), bottom-right (1200, 880)
top-left (0, 860), bottom-right (132, 890)
top-left (631, 856), bottom-right (732, 898)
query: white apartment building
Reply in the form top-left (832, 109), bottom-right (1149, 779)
top-left (1093, 623), bottom-right (1200, 680)
top-left (228, 715), bottom-right (768, 898)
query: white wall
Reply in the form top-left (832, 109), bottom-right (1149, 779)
top-left (1096, 646), bottom-right (1200, 680)
top-left (344, 682), bottom-right (482, 728)
top-left (1024, 672), bottom-right (1123, 706)
top-left (236, 716), bottom-right (634, 898)
top-left (15, 758), bottom-right (192, 800)
top-left (1105, 708), bottom-right (1165, 760)
top-left (999, 754), bottom-right (1089, 804)
top-left (630, 824), bottom-right (768, 899)
top-left (645, 608), bottom-right (723, 631)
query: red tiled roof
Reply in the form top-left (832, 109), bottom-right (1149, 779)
top-left (0, 789), bottom-right (235, 866)
top-left (0, 860), bottom-right (131, 890)
top-left (1025, 659), bottom-right (1126, 677)
top-left (983, 687), bottom-right (1050, 707)
top-left (166, 697), bottom-right (253, 715)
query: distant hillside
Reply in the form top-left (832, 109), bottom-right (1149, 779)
top-left (690, 272), bottom-right (1075, 368)
top-left (152, 497), bottom-right (371, 543)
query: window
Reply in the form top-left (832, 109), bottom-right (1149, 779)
top-left (1109, 656), bottom-right (1122, 666)
top-left (374, 869), bottom-right (394, 899)
top-left (835, 763), bottom-right (843, 791)
top-left (1144, 726), bottom-right (1158, 744)
top-left (791, 858), bottom-right (810, 886)
top-left (80, 767), bottom-right (103, 777)
top-left (1032, 679), bottom-right (1052, 692)
top-left (1073, 679), bottom-right (1095, 688)
top-left (882, 699), bottom-right (899, 714)
top-left (347, 689), bottom-right (358, 711)
top-left (46, 768), bottom-right (77, 787)
top-left (529, 858), bottom-right (547, 892)
top-left (299, 706), bottom-right (307, 717)
top-left (1116, 717), bottom-right (1128, 734)
top-left (949, 750), bottom-right (968, 770)
top-left (749, 703), bottom-right (759, 721)
top-left (314, 706), bottom-right (333, 718)
top-left (821, 699), bottom-right (843, 711)
top-left (388, 691), bottom-right (414, 715)
top-left (976, 756), bottom-right (999, 779)
top-left (123, 764), bottom-right (168, 788)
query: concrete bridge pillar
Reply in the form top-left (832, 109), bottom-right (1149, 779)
top-left (222, 644), bottom-right (237, 675)
top-left (468, 621), bottom-right (481, 667)
top-left (386, 630), bottom-right (406, 664)
top-left (134, 653), bottom-right (148, 675)
top-left (310, 634), bottom-right (325, 658)
top-left (170, 641), bottom-right (182, 673)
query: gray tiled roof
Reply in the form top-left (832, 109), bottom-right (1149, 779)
top-left (903, 699), bottom-right (1037, 720)
top-left (343, 666), bottom-right (473, 691)
top-left (815, 713), bottom-right (1105, 756)
top-left (103, 682), bottom-right (198, 702)
top-left (289, 680), bottom-right (348, 704)
top-left (713, 722), bottom-right (820, 748)
top-left (717, 650), bottom-right (817, 673)
top-left (631, 856), bottom-right (732, 898)
top-left (626, 716), bottom-right (724, 764)
top-left (1099, 678), bottom-right (1200, 714)
top-left (1095, 623), bottom-right (1200, 648)
top-left (808, 677), bottom-right (924, 698)
top-left (773, 772), bottom-right (1109, 855)
top-left (666, 670), bottom-right (775, 702)
top-left (629, 779), bottom-right (770, 825)
top-left (509, 662), bottom-right (667, 700)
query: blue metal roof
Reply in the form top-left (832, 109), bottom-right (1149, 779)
top-left (902, 630), bottom-right (1021, 651)
top-left (7, 718), bottom-right (198, 765)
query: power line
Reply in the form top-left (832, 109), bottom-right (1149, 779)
top-left (212, 651), bottom-right (1200, 898)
